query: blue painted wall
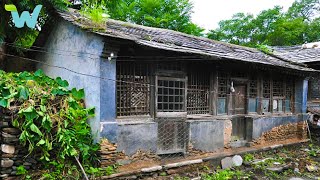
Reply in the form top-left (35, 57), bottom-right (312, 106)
top-left (100, 58), bottom-right (116, 122)
top-left (252, 115), bottom-right (307, 139)
top-left (35, 20), bottom-right (106, 142)
top-left (100, 56), bottom-right (118, 142)
top-left (295, 78), bottom-right (308, 113)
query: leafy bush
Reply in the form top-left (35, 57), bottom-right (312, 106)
top-left (0, 70), bottom-right (101, 178)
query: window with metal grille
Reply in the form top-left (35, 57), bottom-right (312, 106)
top-left (187, 70), bottom-right (210, 115)
top-left (309, 79), bottom-right (320, 100)
top-left (218, 73), bottom-right (228, 114)
top-left (248, 79), bottom-right (258, 113)
top-left (116, 62), bottom-right (151, 117)
top-left (285, 80), bottom-right (295, 113)
top-left (262, 80), bottom-right (271, 112)
top-left (157, 78), bottom-right (186, 112)
top-left (273, 80), bottom-right (285, 113)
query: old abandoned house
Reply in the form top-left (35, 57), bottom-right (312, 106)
top-left (273, 43), bottom-right (320, 126)
top-left (32, 9), bottom-right (314, 156)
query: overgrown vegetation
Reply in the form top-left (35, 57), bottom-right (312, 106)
top-left (0, 70), bottom-right (114, 179)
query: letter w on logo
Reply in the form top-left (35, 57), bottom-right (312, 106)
top-left (5, 5), bottom-right (42, 29)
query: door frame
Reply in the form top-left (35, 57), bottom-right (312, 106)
top-left (230, 78), bottom-right (249, 115)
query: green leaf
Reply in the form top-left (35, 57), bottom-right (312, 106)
top-left (52, 88), bottom-right (69, 96)
top-left (64, 120), bottom-right (69, 128)
top-left (36, 139), bottom-right (45, 146)
top-left (40, 105), bottom-right (47, 112)
top-left (70, 148), bottom-right (78, 156)
top-left (18, 86), bottom-right (29, 100)
top-left (34, 69), bottom-right (44, 77)
top-left (5, 4), bottom-right (17, 12)
top-left (20, 107), bottom-right (38, 121)
top-left (0, 98), bottom-right (8, 108)
top-left (28, 143), bottom-right (34, 152)
top-left (87, 108), bottom-right (95, 116)
top-left (71, 88), bottom-right (85, 100)
top-left (30, 124), bottom-right (43, 136)
top-left (37, 111), bottom-right (44, 116)
top-left (12, 119), bottom-right (19, 128)
top-left (42, 115), bottom-right (52, 130)
top-left (56, 77), bottom-right (69, 87)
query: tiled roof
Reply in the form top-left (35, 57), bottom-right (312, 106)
top-left (56, 9), bottom-right (316, 72)
top-left (271, 44), bottom-right (320, 63)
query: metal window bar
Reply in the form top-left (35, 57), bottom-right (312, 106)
top-left (285, 80), bottom-right (295, 112)
top-left (116, 62), bottom-right (151, 116)
top-left (248, 79), bottom-right (258, 113)
top-left (273, 80), bottom-right (285, 112)
top-left (249, 79), bottom-right (258, 98)
top-left (262, 79), bottom-right (271, 112)
top-left (218, 73), bottom-right (228, 98)
top-left (217, 73), bottom-right (228, 114)
top-left (157, 78), bottom-right (186, 112)
top-left (187, 69), bottom-right (210, 115)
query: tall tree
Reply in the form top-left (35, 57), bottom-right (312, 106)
top-left (207, 0), bottom-right (320, 47)
top-left (102, 0), bottom-right (204, 36)
top-left (286, 0), bottom-right (320, 21)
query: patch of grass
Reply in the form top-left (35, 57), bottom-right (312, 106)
top-left (80, 4), bottom-right (109, 25)
top-left (160, 172), bottom-right (167, 176)
top-left (256, 44), bottom-right (273, 54)
top-left (244, 153), bottom-right (254, 162)
top-left (308, 144), bottom-right (319, 157)
top-left (202, 169), bottom-right (251, 180)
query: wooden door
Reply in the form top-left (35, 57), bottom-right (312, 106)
top-left (233, 85), bottom-right (247, 114)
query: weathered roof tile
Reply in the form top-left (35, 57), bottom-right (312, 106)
top-left (57, 9), bottom-right (316, 72)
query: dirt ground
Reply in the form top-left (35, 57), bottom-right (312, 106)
top-left (117, 138), bottom-right (307, 174)
top-left (141, 142), bottom-right (320, 180)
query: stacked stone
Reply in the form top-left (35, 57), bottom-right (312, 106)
top-left (297, 121), bottom-right (308, 139)
top-left (99, 139), bottom-right (125, 167)
top-left (254, 122), bottom-right (308, 145)
top-left (1, 114), bottom-right (39, 179)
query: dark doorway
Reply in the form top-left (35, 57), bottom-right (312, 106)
top-left (232, 117), bottom-right (247, 140)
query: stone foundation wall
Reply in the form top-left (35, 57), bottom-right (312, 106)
top-left (253, 121), bottom-right (308, 145)
top-left (1, 112), bottom-right (40, 179)
top-left (224, 120), bottom-right (232, 148)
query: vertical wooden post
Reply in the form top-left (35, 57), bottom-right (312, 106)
top-left (211, 70), bottom-right (218, 116)
top-left (270, 78), bottom-right (274, 114)
top-left (257, 75), bottom-right (263, 115)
